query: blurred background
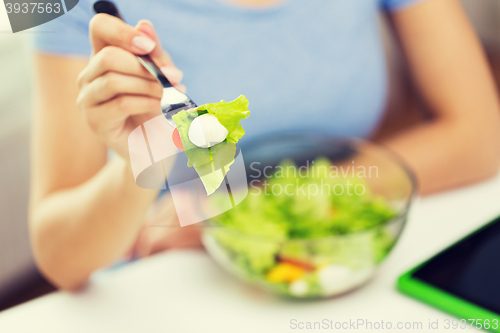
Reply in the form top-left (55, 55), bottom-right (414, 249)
top-left (0, 0), bottom-right (499, 311)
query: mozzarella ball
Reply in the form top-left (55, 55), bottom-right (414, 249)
top-left (188, 114), bottom-right (229, 148)
top-left (317, 264), bottom-right (354, 295)
top-left (289, 279), bottom-right (309, 297)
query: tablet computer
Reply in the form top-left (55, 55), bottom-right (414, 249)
top-left (398, 215), bottom-right (500, 332)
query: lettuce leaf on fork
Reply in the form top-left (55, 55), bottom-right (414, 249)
top-left (172, 95), bottom-right (250, 195)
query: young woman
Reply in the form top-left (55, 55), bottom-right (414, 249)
top-left (30, 0), bottom-right (500, 290)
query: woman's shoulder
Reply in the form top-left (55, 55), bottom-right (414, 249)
top-left (34, 0), bottom-right (94, 57)
top-left (381, 0), bottom-right (425, 11)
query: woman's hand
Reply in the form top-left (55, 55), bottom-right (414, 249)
top-left (30, 15), bottom-right (186, 290)
top-left (76, 14), bottom-right (185, 159)
top-left (131, 193), bottom-right (204, 258)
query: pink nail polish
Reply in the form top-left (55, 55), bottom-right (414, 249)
top-left (175, 83), bottom-right (187, 93)
top-left (160, 66), bottom-right (184, 83)
top-left (132, 36), bottom-right (156, 53)
top-left (138, 21), bottom-right (155, 36)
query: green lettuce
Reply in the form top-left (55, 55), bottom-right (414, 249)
top-left (172, 95), bottom-right (250, 195)
top-left (206, 158), bottom-right (400, 297)
top-left (208, 158), bottom-right (397, 272)
top-left (196, 95), bottom-right (250, 143)
top-left (212, 158), bottom-right (396, 239)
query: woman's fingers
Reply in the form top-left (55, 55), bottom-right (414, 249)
top-left (131, 193), bottom-right (204, 258)
top-left (150, 225), bottom-right (203, 254)
top-left (79, 45), bottom-right (184, 92)
top-left (174, 83), bottom-right (187, 94)
top-left (88, 16), bottom-right (184, 85)
top-left (89, 14), bottom-right (156, 55)
top-left (133, 225), bottom-right (203, 258)
top-left (136, 21), bottom-right (185, 85)
top-left (132, 228), bottom-right (154, 259)
top-left (136, 20), bottom-right (173, 67)
top-left (81, 13), bottom-right (187, 159)
top-left (78, 46), bottom-right (154, 85)
top-left (81, 72), bottom-right (163, 106)
top-left (84, 95), bottom-right (161, 133)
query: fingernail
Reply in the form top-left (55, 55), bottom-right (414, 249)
top-left (137, 20), bottom-right (155, 36)
top-left (160, 66), bottom-right (184, 83)
top-left (132, 35), bottom-right (156, 53)
top-left (175, 83), bottom-right (187, 93)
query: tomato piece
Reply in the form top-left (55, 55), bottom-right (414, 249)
top-left (172, 128), bottom-right (184, 151)
top-left (279, 257), bottom-right (315, 271)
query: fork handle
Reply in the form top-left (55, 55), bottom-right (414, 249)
top-left (92, 0), bottom-right (174, 89)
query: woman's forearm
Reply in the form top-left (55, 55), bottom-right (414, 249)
top-left (383, 116), bottom-right (500, 195)
top-left (30, 157), bottom-right (159, 290)
top-left (384, 0), bottom-right (500, 194)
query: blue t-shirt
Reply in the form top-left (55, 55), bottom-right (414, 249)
top-left (35, 0), bottom-right (422, 140)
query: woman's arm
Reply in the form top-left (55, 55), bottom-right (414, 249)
top-left (29, 17), bottom-right (184, 290)
top-left (382, 0), bottom-right (500, 194)
top-left (30, 54), bottom-right (159, 291)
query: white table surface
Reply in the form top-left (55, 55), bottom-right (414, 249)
top-left (1, 174), bottom-right (500, 333)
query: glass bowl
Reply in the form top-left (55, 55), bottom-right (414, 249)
top-left (202, 132), bottom-right (417, 298)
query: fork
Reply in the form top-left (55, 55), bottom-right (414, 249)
top-left (92, 0), bottom-right (197, 127)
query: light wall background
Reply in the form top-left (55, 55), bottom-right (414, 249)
top-left (0, 0), bottom-right (498, 301)
top-left (0, 33), bottom-right (34, 302)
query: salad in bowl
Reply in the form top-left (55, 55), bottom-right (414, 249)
top-left (202, 133), bottom-right (416, 298)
